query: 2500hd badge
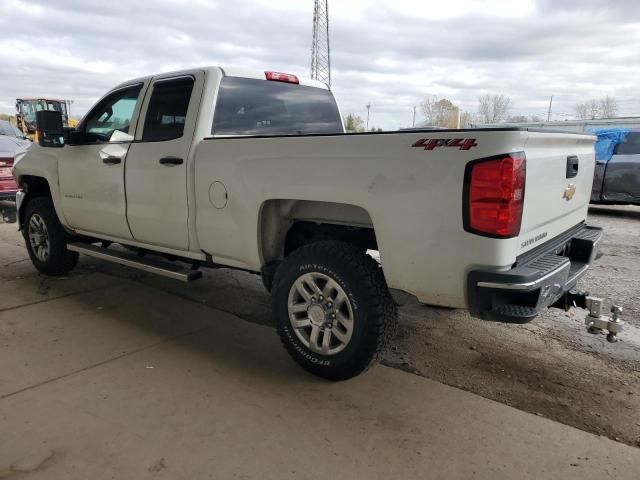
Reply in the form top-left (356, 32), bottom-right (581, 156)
top-left (521, 231), bottom-right (548, 249)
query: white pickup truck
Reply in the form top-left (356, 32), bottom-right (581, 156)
top-left (13, 67), bottom-right (613, 380)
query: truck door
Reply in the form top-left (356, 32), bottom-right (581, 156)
top-left (58, 83), bottom-right (147, 239)
top-left (602, 132), bottom-right (640, 203)
top-left (124, 73), bottom-right (204, 251)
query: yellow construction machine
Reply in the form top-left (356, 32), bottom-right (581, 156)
top-left (15, 98), bottom-right (78, 141)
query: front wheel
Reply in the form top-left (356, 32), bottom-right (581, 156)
top-left (23, 197), bottom-right (78, 276)
top-left (271, 241), bottom-right (397, 381)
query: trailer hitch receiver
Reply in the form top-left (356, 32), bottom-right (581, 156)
top-left (553, 290), bottom-right (624, 343)
top-left (584, 297), bottom-right (624, 343)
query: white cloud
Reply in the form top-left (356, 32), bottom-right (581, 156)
top-left (0, 0), bottom-right (638, 129)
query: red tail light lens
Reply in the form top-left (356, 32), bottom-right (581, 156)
top-left (464, 152), bottom-right (526, 238)
top-left (265, 71), bottom-right (300, 84)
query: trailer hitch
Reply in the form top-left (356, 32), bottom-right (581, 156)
top-left (552, 290), bottom-right (624, 343)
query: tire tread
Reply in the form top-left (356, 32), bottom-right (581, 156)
top-left (272, 240), bottom-right (397, 380)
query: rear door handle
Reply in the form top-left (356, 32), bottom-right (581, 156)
top-left (103, 156), bottom-right (122, 165)
top-left (159, 157), bottom-right (183, 166)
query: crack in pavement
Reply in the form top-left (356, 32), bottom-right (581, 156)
top-left (1, 258), bottom-right (29, 267)
top-left (0, 325), bottom-right (213, 402)
top-left (0, 283), bottom-right (121, 314)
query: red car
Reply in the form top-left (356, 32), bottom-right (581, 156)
top-left (0, 120), bottom-right (31, 202)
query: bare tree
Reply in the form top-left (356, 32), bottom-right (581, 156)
top-left (477, 94), bottom-right (512, 124)
top-left (586, 99), bottom-right (600, 120)
top-left (574, 102), bottom-right (589, 120)
top-left (600, 96), bottom-right (618, 118)
top-left (460, 111), bottom-right (473, 128)
top-left (506, 115), bottom-right (529, 123)
top-left (420, 97), bottom-right (462, 128)
top-left (420, 96), bottom-right (439, 126)
top-left (575, 96), bottom-right (619, 120)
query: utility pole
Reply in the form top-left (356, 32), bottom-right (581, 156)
top-left (366, 103), bottom-right (371, 131)
top-left (412, 106), bottom-right (417, 128)
top-left (311, 0), bottom-right (331, 86)
top-left (547, 95), bottom-right (554, 122)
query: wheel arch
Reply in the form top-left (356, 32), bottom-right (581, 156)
top-left (258, 199), bottom-right (378, 266)
top-left (17, 175), bottom-right (53, 230)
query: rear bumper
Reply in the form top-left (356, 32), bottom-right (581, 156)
top-left (467, 224), bottom-right (603, 323)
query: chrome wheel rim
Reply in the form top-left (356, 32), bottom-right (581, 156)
top-left (28, 214), bottom-right (50, 262)
top-left (287, 272), bottom-right (354, 356)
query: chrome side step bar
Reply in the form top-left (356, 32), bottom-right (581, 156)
top-left (67, 243), bottom-right (203, 282)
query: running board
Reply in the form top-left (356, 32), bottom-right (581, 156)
top-left (67, 243), bottom-right (203, 282)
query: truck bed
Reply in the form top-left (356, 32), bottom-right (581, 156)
top-left (192, 128), bottom-right (596, 308)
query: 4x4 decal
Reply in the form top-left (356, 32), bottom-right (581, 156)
top-left (412, 138), bottom-right (478, 151)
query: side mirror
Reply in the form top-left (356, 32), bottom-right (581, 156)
top-left (66, 129), bottom-right (86, 145)
top-left (36, 110), bottom-right (65, 147)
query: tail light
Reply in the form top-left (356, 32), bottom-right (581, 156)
top-left (463, 152), bottom-right (526, 238)
top-left (265, 71), bottom-right (300, 84)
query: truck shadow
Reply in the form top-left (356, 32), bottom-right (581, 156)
top-left (589, 204), bottom-right (640, 220)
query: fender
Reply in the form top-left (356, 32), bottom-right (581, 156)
top-left (13, 145), bottom-right (69, 230)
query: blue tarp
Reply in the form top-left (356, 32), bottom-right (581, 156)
top-left (588, 128), bottom-right (630, 162)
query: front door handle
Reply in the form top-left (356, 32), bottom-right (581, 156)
top-left (103, 156), bottom-right (122, 165)
top-left (159, 157), bottom-right (184, 166)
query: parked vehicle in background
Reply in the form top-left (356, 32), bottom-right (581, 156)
top-left (13, 66), bottom-right (607, 380)
top-left (0, 121), bottom-right (30, 201)
top-left (15, 98), bottom-right (77, 142)
top-left (591, 129), bottom-right (640, 205)
top-left (0, 119), bottom-right (30, 141)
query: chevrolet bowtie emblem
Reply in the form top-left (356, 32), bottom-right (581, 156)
top-left (563, 184), bottom-right (577, 201)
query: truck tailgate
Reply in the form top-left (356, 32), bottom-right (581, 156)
top-left (518, 132), bottom-right (596, 255)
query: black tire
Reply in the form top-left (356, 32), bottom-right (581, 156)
top-left (272, 241), bottom-right (397, 381)
top-left (261, 274), bottom-right (273, 293)
top-left (23, 196), bottom-right (78, 276)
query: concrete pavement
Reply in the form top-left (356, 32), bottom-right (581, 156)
top-left (1, 263), bottom-right (639, 479)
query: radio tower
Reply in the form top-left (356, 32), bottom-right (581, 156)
top-left (311, 0), bottom-right (331, 86)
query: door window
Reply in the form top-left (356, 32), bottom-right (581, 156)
top-left (84, 85), bottom-right (142, 142)
top-left (142, 77), bottom-right (195, 142)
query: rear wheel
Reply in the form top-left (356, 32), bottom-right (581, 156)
top-left (271, 241), bottom-right (397, 381)
top-left (23, 197), bottom-right (78, 276)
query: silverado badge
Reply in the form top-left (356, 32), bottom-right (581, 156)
top-left (563, 184), bottom-right (577, 201)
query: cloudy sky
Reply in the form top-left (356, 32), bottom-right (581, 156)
top-left (1, 0), bottom-right (638, 129)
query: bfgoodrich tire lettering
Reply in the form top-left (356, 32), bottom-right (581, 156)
top-left (271, 241), bottom-right (397, 381)
top-left (23, 196), bottom-right (78, 276)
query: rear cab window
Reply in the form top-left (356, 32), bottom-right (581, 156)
top-left (212, 77), bottom-right (343, 136)
top-left (614, 132), bottom-right (640, 155)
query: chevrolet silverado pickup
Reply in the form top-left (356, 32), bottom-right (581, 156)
top-left (13, 67), bottom-right (609, 380)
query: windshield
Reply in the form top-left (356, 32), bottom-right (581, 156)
top-left (212, 77), bottom-right (343, 136)
top-left (20, 101), bottom-right (38, 123)
top-left (47, 101), bottom-right (68, 118)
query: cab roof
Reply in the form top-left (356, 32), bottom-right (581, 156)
top-left (113, 66), bottom-right (329, 91)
